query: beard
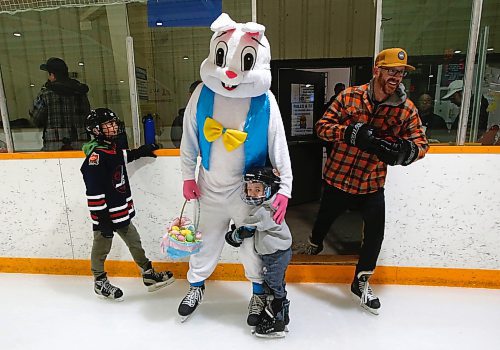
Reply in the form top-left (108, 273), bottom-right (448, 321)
top-left (376, 74), bottom-right (399, 96)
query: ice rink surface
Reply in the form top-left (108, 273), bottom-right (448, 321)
top-left (1, 273), bottom-right (499, 350)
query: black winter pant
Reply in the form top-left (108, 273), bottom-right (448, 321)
top-left (310, 184), bottom-right (385, 275)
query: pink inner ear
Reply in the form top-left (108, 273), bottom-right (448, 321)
top-left (246, 32), bottom-right (259, 37)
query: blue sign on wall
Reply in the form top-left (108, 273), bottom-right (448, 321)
top-left (147, 0), bottom-right (222, 27)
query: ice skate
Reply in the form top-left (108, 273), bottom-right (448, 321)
top-left (247, 293), bottom-right (267, 328)
top-left (94, 273), bottom-right (124, 301)
top-left (178, 284), bottom-right (205, 322)
top-left (351, 271), bottom-right (380, 315)
top-left (141, 262), bottom-right (175, 292)
top-left (254, 305), bottom-right (287, 338)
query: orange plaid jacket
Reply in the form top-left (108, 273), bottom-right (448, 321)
top-left (316, 81), bottom-right (429, 194)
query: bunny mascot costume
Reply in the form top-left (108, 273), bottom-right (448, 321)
top-left (178, 13), bottom-right (292, 326)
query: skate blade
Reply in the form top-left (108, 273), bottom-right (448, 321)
top-left (96, 294), bottom-right (124, 302)
top-left (179, 298), bottom-right (203, 323)
top-left (250, 326), bottom-right (256, 334)
top-left (254, 331), bottom-right (286, 339)
top-left (147, 277), bottom-right (176, 292)
top-left (179, 314), bottom-right (191, 323)
top-left (350, 293), bottom-right (379, 315)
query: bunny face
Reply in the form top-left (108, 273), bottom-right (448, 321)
top-left (200, 13), bottom-right (271, 98)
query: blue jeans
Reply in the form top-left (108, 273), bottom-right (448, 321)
top-left (261, 248), bottom-right (292, 300)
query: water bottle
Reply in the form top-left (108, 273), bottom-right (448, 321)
top-left (142, 114), bottom-right (156, 145)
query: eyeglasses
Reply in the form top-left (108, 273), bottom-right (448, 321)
top-left (380, 67), bottom-right (408, 77)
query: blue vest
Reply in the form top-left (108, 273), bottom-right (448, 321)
top-left (196, 86), bottom-right (270, 173)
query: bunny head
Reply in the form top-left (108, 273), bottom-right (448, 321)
top-left (200, 13), bottom-right (271, 98)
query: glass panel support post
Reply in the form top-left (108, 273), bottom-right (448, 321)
top-left (469, 25), bottom-right (489, 142)
top-left (126, 36), bottom-right (141, 149)
top-left (374, 0), bottom-right (383, 61)
top-left (252, 0), bottom-right (257, 22)
top-left (0, 65), bottom-right (14, 153)
top-left (457, 0), bottom-right (484, 145)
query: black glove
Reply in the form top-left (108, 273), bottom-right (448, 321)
top-left (97, 213), bottom-right (114, 238)
top-left (344, 123), bottom-right (378, 152)
top-left (225, 225), bottom-right (256, 248)
top-left (374, 137), bottom-right (418, 166)
top-left (99, 219), bottom-right (114, 238)
top-left (127, 143), bottom-right (159, 161)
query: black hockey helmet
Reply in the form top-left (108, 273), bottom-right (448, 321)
top-left (85, 108), bottom-right (125, 142)
top-left (241, 166), bottom-right (281, 206)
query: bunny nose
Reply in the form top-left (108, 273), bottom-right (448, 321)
top-left (225, 70), bottom-right (238, 79)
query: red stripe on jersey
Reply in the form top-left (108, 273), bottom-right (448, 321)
top-left (88, 199), bottom-right (106, 206)
top-left (110, 209), bottom-right (129, 218)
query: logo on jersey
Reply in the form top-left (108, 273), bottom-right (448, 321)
top-left (113, 165), bottom-right (126, 193)
top-left (89, 152), bottom-right (99, 165)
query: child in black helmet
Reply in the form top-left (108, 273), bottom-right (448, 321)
top-left (81, 108), bottom-right (175, 300)
top-left (225, 166), bottom-right (292, 338)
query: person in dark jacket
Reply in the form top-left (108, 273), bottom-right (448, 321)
top-left (81, 108), bottom-right (175, 300)
top-left (30, 57), bottom-right (91, 151)
top-left (417, 93), bottom-right (448, 142)
top-left (443, 79), bottom-right (489, 141)
top-left (170, 80), bottom-right (202, 148)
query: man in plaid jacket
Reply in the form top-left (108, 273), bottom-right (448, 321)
top-left (305, 48), bottom-right (429, 315)
top-left (30, 57), bottom-right (90, 151)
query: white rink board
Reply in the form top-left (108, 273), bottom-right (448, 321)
top-left (0, 153), bottom-right (499, 269)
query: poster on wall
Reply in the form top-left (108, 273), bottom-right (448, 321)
top-left (135, 67), bottom-right (148, 101)
top-left (291, 102), bottom-right (314, 136)
top-left (441, 62), bottom-right (465, 87)
top-left (291, 83), bottom-right (315, 136)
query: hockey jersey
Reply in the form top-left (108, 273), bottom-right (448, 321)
top-left (81, 143), bottom-right (135, 232)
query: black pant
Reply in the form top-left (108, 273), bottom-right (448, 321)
top-left (311, 184), bottom-right (385, 275)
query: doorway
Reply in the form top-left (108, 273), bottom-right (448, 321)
top-left (271, 58), bottom-right (371, 260)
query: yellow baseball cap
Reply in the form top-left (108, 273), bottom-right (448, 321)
top-left (375, 48), bottom-right (415, 71)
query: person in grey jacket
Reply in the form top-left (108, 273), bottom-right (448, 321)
top-left (225, 167), bottom-right (292, 339)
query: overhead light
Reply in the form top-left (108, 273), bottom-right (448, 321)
top-left (13, 32), bottom-right (21, 37)
top-left (29, 83), bottom-right (35, 87)
top-left (428, 74), bottom-right (434, 78)
top-left (454, 50), bottom-right (461, 54)
top-left (78, 62), bottom-right (84, 66)
top-left (305, 84), bottom-right (312, 88)
top-left (156, 20), bottom-right (163, 26)
top-left (183, 56), bottom-right (189, 60)
top-left (119, 80), bottom-right (125, 83)
top-left (487, 47), bottom-right (494, 52)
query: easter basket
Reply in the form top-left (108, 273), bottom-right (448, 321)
top-left (161, 199), bottom-right (202, 259)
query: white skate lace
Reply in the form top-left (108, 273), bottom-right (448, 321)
top-left (102, 280), bottom-right (119, 295)
top-left (248, 294), bottom-right (265, 315)
top-left (359, 279), bottom-right (377, 304)
top-left (182, 286), bottom-right (203, 307)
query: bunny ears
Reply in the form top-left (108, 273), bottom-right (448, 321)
top-left (210, 12), bottom-right (265, 35)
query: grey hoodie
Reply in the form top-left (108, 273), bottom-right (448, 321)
top-left (241, 198), bottom-right (292, 255)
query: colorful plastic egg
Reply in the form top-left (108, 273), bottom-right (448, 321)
top-left (185, 234), bottom-right (194, 242)
top-left (195, 232), bottom-right (202, 240)
top-left (170, 229), bottom-right (179, 235)
top-left (177, 234), bottom-right (186, 241)
top-left (171, 225), bottom-right (180, 231)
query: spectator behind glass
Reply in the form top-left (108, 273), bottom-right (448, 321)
top-left (323, 82), bottom-right (346, 114)
top-left (417, 93), bottom-right (448, 142)
top-left (443, 79), bottom-right (489, 141)
top-left (171, 80), bottom-right (202, 148)
top-left (30, 57), bottom-right (91, 151)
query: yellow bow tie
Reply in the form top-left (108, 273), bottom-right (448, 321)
top-left (203, 117), bottom-right (247, 152)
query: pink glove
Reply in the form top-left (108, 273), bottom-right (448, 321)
top-left (272, 193), bottom-right (289, 224)
top-left (183, 179), bottom-right (201, 200)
